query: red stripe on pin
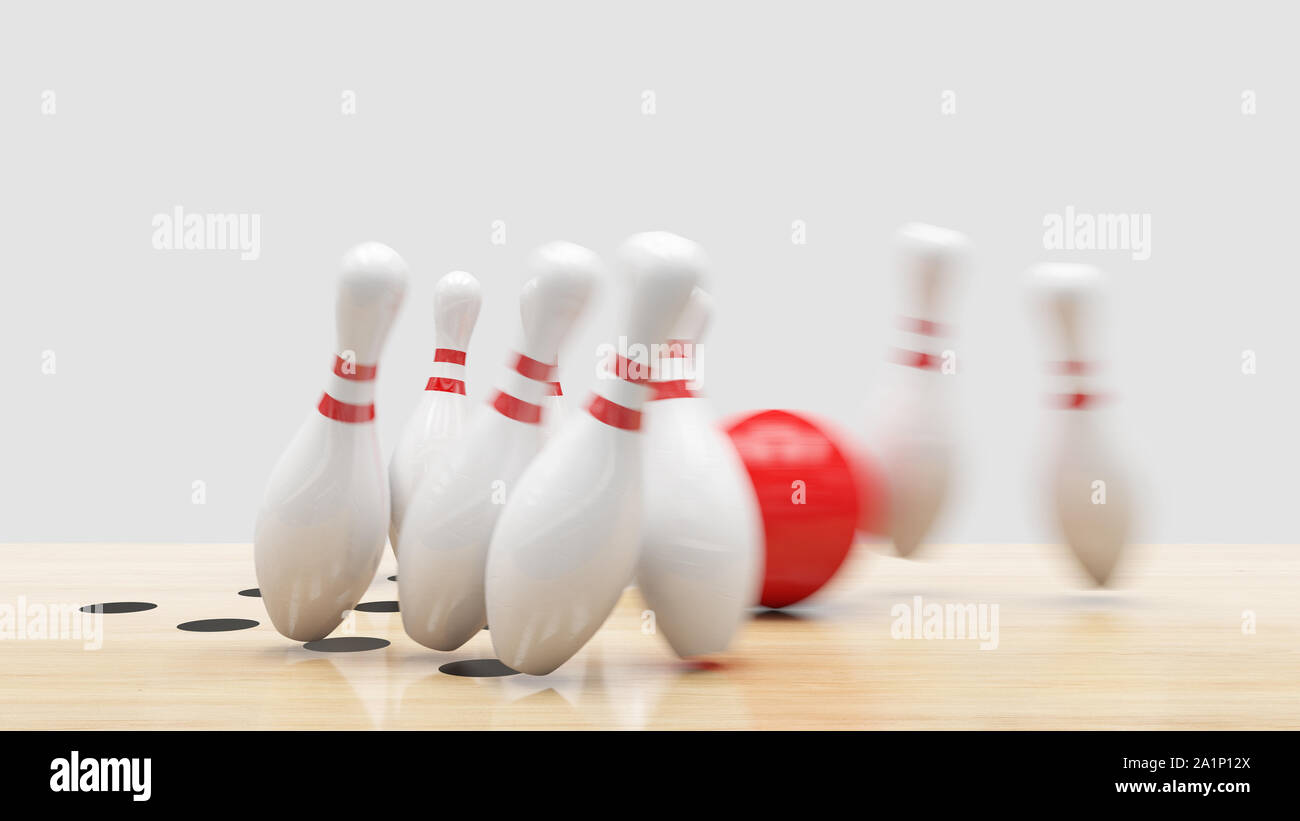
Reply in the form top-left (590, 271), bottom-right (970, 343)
top-left (318, 393), bottom-right (375, 423)
top-left (548, 382), bottom-right (563, 396)
top-left (513, 353), bottom-right (555, 382)
top-left (898, 317), bottom-right (946, 337)
top-left (892, 348), bottom-right (938, 370)
top-left (605, 353), bottom-right (654, 384)
top-left (651, 380), bottom-right (695, 400)
top-left (491, 390), bottom-right (542, 424)
top-left (1057, 392), bottom-right (1101, 409)
top-left (435, 348), bottom-right (467, 365)
top-left (588, 395), bottom-right (642, 430)
top-left (662, 340), bottom-right (690, 359)
top-left (1050, 360), bottom-right (1091, 375)
top-left (334, 356), bottom-right (377, 381)
top-left (425, 377), bottom-right (466, 394)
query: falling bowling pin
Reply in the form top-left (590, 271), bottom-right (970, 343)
top-left (486, 231), bottom-right (704, 675)
top-left (874, 223), bottom-right (968, 557)
top-left (1030, 263), bottom-right (1133, 585)
top-left (397, 242), bottom-right (601, 650)
top-left (638, 286), bottom-right (763, 658)
top-left (254, 242), bottom-right (409, 641)
top-left (388, 271), bottom-right (482, 553)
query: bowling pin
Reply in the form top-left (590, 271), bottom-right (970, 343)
top-left (1030, 263), bottom-right (1133, 585)
top-left (638, 286), bottom-right (763, 658)
top-left (254, 242), bottom-right (409, 641)
top-left (388, 271), bottom-right (482, 554)
top-left (486, 231), bottom-right (704, 675)
top-left (398, 242), bottom-right (601, 651)
top-left (873, 223), bottom-right (968, 557)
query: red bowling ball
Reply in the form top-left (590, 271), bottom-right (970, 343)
top-left (724, 410), bottom-right (884, 608)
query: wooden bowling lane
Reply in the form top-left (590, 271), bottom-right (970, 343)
top-left (0, 542), bottom-right (1296, 730)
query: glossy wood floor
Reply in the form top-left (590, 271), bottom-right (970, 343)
top-left (1, 542), bottom-right (1296, 730)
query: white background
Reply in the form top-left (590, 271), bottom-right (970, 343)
top-left (1, 0), bottom-right (1295, 543)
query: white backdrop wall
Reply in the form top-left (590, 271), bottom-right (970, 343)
top-left (0, 1), bottom-right (1295, 543)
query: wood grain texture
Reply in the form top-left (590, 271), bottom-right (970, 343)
top-left (0, 542), bottom-right (1295, 730)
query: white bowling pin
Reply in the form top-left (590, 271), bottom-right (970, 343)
top-left (874, 223), bottom-right (968, 557)
top-left (254, 242), bottom-right (409, 641)
top-left (638, 286), bottom-right (763, 658)
top-left (486, 231), bottom-right (704, 675)
top-left (397, 242), bottom-right (601, 651)
top-left (1030, 263), bottom-right (1133, 585)
top-left (387, 271), bottom-right (482, 553)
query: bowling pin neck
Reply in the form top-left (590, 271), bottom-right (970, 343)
top-left (615, 239), bottom-right (703, 351)
top-left (590, 230), bottom-right (707, 426)
top-left (896, 223), bottom-right (966, 320)
top-left (425, 347), bottom-right (468, 396)
top-left (586, 350), bottom-right (655, 430)
top-left (539, 360), bottom-right (562, 403)
top-left (433, 271), bottom-right (482, 351)
top-left (514, 336), bottom-right (563, 369)
top-left (334, 244), bottom-right (408, 366)
top-left (318, 353), bottom-right (377, 423)
top-left (892, 240), bottom-right (955, 373)
top-left (903, 260), bottom-right (950, 322)
top-left (668, 286), bottom-right (713, 345)
top-left (1030, 262), bottom-right (1105, 390)
top-left (504, 246), bottom-right (598, 426)
top-left (1035, 270), bottom-right (1107, 411)
top-left (605, 295), bottom-right (700, 410)
top-left (891, 315), bottom-right (950, 373)
top-left (487, 349), bottom-right (559, 425)
top-left (652, 285), bottom-right (712, 401)
top-left (649, 338), bottom-right (702, 401)
top-left (1046, 359), bottom-right (1106, 410)
top-left (664, 338), bottom-right (698, 365)
top-left (518, 268), bottom-right (597, 369)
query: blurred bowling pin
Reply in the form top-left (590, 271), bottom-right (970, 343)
top-left (874, 223), bottom-right (968, 557)
top-left (398, 242), bottom-right (601, 651)
top-left (387, 271), bottom-right (482, 553)
top-left (486, 231), bottom-right (703, 675)
top-left (1030, 263), bottom-right (1133, 585)
top-left (254, 242), bottom-right (409, 641)
top-left (638, 287), bottom-right (763, 658)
